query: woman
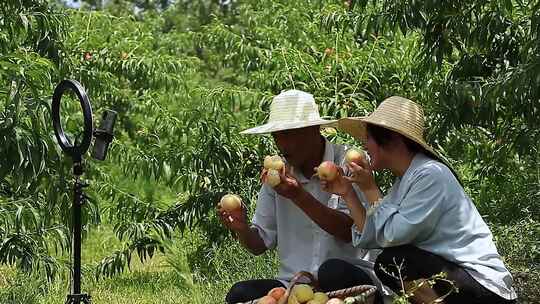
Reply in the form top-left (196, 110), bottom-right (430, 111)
top-left (322, 96), bottom-right (517, 303)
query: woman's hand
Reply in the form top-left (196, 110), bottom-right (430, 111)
top-left (345, 157), bottom-right (377, 192)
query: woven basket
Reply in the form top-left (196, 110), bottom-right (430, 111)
top-left (239, 271), bottom-right (377, 304)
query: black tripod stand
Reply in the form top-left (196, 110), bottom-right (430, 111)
top-left (52, 80), bottom-right (116, 304)
top-left (65, 161), bottom-right (91, 304)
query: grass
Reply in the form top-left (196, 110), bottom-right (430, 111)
top-left (0, 224), bottom-right (278, 304)
top-left (0, 220), bottom-right (537, 304)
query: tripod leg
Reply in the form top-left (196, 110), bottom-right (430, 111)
top-left (72, 177), bottom-right (84, 296)
top-left (65, 293), bottom-right (91, 304)
top-left (65, 174), bottom-right (91, 304)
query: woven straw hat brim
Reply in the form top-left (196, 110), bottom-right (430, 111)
top-left (240, 119), bottom-right (337, 135)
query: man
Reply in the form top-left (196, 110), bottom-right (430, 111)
top-left (218, 90), bottom-right (385, 303)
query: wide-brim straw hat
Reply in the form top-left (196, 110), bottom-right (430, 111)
top-left (241, 90), bottom-right (336, 134)
top-left (338, 96), bottom-right (458, 178)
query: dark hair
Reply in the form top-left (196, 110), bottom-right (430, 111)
top-left (366, 124), bottom-right (463, 184)
top-left (366, 123), bottom-right (423, 153)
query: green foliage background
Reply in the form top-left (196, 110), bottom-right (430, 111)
top-left (0, 0), bottom-right (539, 303)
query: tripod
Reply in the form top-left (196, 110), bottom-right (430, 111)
top-left (65, 161), bottom-right (91, 304)
top-left (52, 80), bottom-right (116, 304)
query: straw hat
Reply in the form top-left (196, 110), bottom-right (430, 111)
top-left (241, 90), bottom-right (336, 134)
top-left (338, 96), bottom-right (457, 176)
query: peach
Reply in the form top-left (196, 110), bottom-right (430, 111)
top-left (264, 155), bottom-right (274, 170)
top-left (270, 155), bottom-right (285, 171)
top-left (312, 292), bottom-right (329, 303)
top-left (267, 287), bottom-right (286, 300)
top-left (258, 295), bottom-right (277, 304)
top-left (266, 169), bottom-right (281, 187)
top-left (325, 48), bottom-right (335, 56)
top-left (287, 293), bottom-right (300, 304)
top-left (326, 298), bottom-right (344, 304)
top-left (292, 284), bottom-right (314, 302)
top-left (316, 161), bottom-right (339, 181)
top-left (345, 149), bottom-right (365, 165)
top-left (219, 194), bottom-right (241, 212)
top-left (264, 155), bottom-right (284, 171)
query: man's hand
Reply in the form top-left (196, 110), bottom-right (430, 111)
top-left (217, 202), bottom-right (249, 233)
top-left (261, 165), bottom-right (304, 200)
top-left (273, 165), bottom-right (305, 200)
top-left (217, 202), bottom-right (268, 255)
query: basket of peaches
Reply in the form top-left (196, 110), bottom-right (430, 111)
top-left (238, 270), bottom-right (376, 304)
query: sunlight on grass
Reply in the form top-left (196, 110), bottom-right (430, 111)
top-left (6, 225), bottom-right (277, 304)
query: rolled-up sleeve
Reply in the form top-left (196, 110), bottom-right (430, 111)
top-left (251, 184), bottom-right (278, 249)
top-left (356, 168), bottom-right (447, 248)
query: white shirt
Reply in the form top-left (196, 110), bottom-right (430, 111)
top-left (353, 153), bottom-right (517, 300)
top-left (251, 140), bottom-right (388, 296)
